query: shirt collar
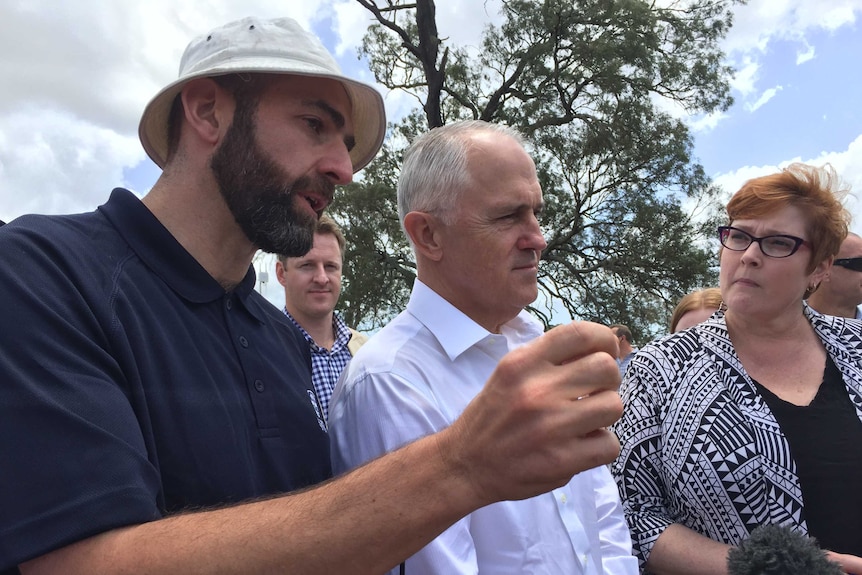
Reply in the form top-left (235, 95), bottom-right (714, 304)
top-left (332, 311), bottom-right (352, 343)
top-left (283, 308), bottom-right (352, 350)
top-left (407, 279), bottom-right (542, 361)
top-left (99, 188), bottom-right (263, 320)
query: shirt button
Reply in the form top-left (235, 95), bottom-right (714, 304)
top-left (226, 299), bottom-right (233, 310)
top-left (239, 336), bottom-right (249, 348)
top-left (560, 494), bottom-right (567, 504)
top-left (254, 380), bottom-right (265, 392)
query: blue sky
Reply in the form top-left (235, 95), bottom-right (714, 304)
top-left (1, 0), bottom-right (861, 308)
top-left (697, 23), bottom-right (862, 176)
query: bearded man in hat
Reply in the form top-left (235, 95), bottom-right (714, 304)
top-left (0, 16), bottom-right (625, 575)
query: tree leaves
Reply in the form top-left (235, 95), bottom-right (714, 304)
top-left (335, 0), bottom-right (740, 339)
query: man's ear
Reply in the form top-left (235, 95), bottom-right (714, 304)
top-left (811, 255), bottom-right (834, 287)
top-left (275, 260), bottom-right (288, 286)
top-left (179, 78), bottom-right (232, 149)
top-left (403, 211), bottom-right (445, 262)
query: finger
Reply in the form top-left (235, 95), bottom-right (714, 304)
top-left (523, 321), bottom-right (619, 367)
top-left (536, 387), bottom-right (623, 442)
top-left (527, 427), bottom-right (622, 488)
top-left (567, 390), bottom-right (624, 435)
top-left (537, 345), bottom-right (621, 401)
top-left (827, 551), bottom-right (862, 574)
top-left (570, 427), bottom-right (621, 471)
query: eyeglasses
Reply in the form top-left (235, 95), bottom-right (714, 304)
top-left (834, 257), bottom-right (862, 272)
top-left (717, 226), bottom-right (810, 258)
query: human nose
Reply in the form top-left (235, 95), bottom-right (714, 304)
top-left (739, 239), bottom-right (763, 265)
top-left (312, 264), bottom-right (329, 284)
top-left (318, 141), bottom-right (354, 186)
top-left (519, 213), bottom-right (547, 253)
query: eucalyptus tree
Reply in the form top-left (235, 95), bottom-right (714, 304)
top-left (331, 0), bottom-right (741, 338)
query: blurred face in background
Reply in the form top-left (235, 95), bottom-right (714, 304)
top-left (277, 232), bottom-right (343, 321)
top-left (672, 307), bottom-right (714, 333)
top-left (824, 234), bottom-right (862, 310)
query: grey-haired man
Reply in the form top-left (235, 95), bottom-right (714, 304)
top-left (0, 16), bottom-right (623, 575)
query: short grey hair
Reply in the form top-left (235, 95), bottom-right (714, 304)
top-left (397, 120), bottom-right (526, 239)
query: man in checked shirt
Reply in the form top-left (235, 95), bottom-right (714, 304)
top-left (275, 215), bottom-right (368, 421)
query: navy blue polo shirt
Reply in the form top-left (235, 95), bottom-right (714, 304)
top-left (0, 189), bottom-right (331, 571)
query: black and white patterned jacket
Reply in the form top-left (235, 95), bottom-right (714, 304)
top-left (611, 304), bottom-right (862, 568)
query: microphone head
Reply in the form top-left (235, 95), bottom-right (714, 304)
top-left (726, 524), bottom-right (844, 575)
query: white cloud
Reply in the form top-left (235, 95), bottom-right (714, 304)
top-left (705, 0), bottom-right (862, 130)
top-left (0, 0), bottom-right (313, 220)
top-left (2, 0), bottom-right (507, 221)
top-left (710, 133), bottom-right (862, 233)
top-left (796, 41), bottom-right (816, 65)
top-left (724, 0), bottom-right (862, 57)
top-left (729, 58), bottom-right (760, 97)
top-left (331, 1), bottom-right (374, 57)
top-left (0, 107), bottom-right (142, 223)
top-left (1, 0), bottom-right (859, 228)
top-left (795, 1), bottom-right (859, 31)
top-left (687, 111), bottom-right (730, 134)
top-left (432, 1), bottom-right (505, 47)
top-left (744, 85), bottom-right (783, 112)
top-left (810, 135), bottom-right (862, 231)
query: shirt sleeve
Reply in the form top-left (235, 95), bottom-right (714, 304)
top-left (0, 224), bottom-right (161, 570)
top-left (610, 349), bottom-right (676, 568)
top-left (591, 465), bottom-right (639, 574)
top-left (329, 367), bottom-right (479, 575)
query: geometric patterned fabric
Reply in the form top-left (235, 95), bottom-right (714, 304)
top-left (611, 304), bottom-right (862, 570)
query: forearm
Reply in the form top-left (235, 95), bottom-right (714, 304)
top-left (645, 524), bottom-right (732, 575)
top-left (21, 432), bottom-right (478, 575)
top-left (21, 320), bottom-right (625, 574)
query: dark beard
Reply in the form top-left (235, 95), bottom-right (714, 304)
top-left (210, 96), bottom-right (334, 257)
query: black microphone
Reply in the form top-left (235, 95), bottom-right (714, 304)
top-left (726, 524), bottom-right (844, 575)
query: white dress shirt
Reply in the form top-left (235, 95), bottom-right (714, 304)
top-left (329, 280), bottom-right (637, 575)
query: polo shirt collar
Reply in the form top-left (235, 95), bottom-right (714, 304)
top-left (407, 279), bottom-right (540, 361)
top-left (99, 188), bottom-right (260, 314)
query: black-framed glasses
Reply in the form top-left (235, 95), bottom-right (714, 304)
top-left (834, 257), bottom-right (862, 272)
top-left (717, 226), bottom-right (810, 258)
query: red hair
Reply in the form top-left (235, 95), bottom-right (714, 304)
top-left (726, 163), bottom-right (850, 272)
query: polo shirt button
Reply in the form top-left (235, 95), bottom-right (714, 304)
top-left (239, 336), bottom-right (249, 348)
top-left (254, 380), bottom-right (265, 392)
top-left (226, 299), bottom-right (233, 310)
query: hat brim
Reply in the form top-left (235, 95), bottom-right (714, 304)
top-left (138, 63), bottom-right (386, 173)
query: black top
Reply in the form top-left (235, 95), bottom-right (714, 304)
top-left (0, 190), bottom-right (331, 572)
top-left (756, 356), bottom-right (862, 555)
